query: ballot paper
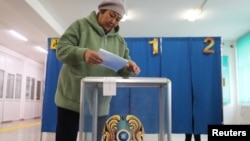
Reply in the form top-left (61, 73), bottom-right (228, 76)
top-left (98, 48), bottom-right (128, 72)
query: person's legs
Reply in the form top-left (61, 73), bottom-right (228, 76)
top-left (194, 134), bottom-right (201, 141)
top-left (97, 116), bottom-right (108, 141)
top-left (56, 107), bottom-right (79, 141)
top-left (185, 134), bottom-right (192, 141)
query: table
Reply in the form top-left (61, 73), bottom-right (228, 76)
top-left (79, 77), bottom-right (172, 141)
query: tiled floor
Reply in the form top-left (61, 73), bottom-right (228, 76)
top-left (0, 118), bottom-right (208, 141)
top-left (0, 118), bottom-right (42, 141)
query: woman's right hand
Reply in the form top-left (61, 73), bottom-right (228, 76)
top-left (84, 49), bottom-right (103, 65)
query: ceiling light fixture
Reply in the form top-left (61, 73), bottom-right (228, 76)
top-left (186, 8), bottom-right (202, 22)
top-left (9, 29), bottom-right (28, 41)
top-left (186, 0), bottom-right (208, 22)
top-left (121, 0), bottom-right (127, 22)
top-left (35, 46), bottom-right (48, 54)
top-left (121, 14), bottom-right (128, 22)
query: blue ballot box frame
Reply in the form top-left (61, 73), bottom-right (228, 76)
top-left (79, 77), bottom-right (172, 141)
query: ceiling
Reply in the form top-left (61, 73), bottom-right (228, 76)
top-left (0, 0), bottom-right (250, 65)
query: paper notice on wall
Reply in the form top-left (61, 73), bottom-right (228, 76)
top-left (98, 48), bottom-right (128, 72)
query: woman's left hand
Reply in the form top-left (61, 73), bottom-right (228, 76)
top-left (126, 61), bottom-right (140, 75)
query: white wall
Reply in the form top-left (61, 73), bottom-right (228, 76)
top-left (221, 40), bottom-right (250, 124)
top-left (221, 40), bottom-right (238, 124)
top-left (0, 45), bottom-right (45, 122)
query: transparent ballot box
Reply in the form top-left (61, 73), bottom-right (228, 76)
top-left (79, 77), bottom-right (172, 141)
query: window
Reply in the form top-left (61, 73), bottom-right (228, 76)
top-left (0, 70), bottom-right (4, 98)
top-left (36, 80), bottom-right (41, 100)
top-left (14, 74), bottom-right (22, 99)
top-left (30, 78), bottom-right (35, 100)
top-left (6, 73), bottom-right (15, 99)
top-left (25, 76), bottom-right (31, 99)
top-left (222, 55), bottom-right (230, 104)
top-left (237, 33), bottom-right (250, 104)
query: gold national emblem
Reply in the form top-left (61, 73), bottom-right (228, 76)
top-left (102, 115), bottom-right (145, 141)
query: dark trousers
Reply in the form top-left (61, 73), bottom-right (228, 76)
top-left (56, 107), bottom-right (107, 141)
top-left (185, 134), bottom-right (201, 141)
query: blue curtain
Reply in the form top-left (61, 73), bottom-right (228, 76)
top-left (161, 38), bottom-right (193, 133)
top-left (190, 37), bottom-right (223, 134)
top-left (161, 37), bottom-right (223, 134)
top-left (125, 38), bottom-right (161, 133)
top-left (41, 38), bottom-right (62, 132)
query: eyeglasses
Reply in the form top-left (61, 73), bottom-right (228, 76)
top-left (107, 10), bottom-right (122, 22)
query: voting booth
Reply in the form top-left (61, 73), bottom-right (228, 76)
top-left (79, 77), bottom-right (172, 141)
top-left (42, 37), bottom-right (222, 140)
